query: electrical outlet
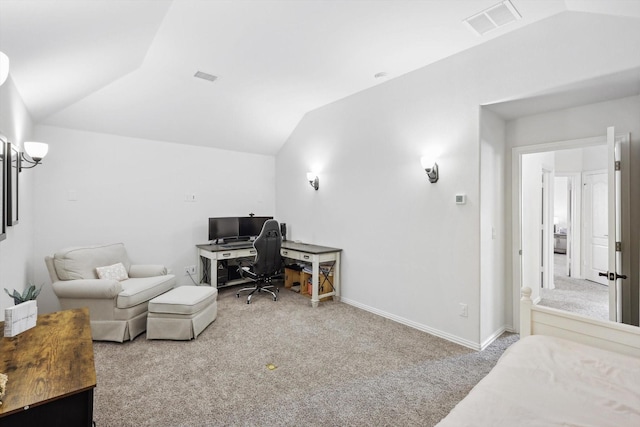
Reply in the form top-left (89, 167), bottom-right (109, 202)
top-left (459, 303), bottom-right (468, 318)
top-left (184, 265), bottom-right (196, 276)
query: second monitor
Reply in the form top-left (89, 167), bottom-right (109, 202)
top-left (208, 216), bottom-right (273, 243)
top-left (239, 216), bottom-right (273, 238)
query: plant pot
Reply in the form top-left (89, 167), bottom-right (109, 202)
top-left (3, 300), bottom-right (37, 337)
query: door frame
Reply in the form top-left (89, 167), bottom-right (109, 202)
top-left (512, 135), bottom-right (605, 331)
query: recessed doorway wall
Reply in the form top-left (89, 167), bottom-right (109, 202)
top-left (485, 86), bottom-right (640, 329)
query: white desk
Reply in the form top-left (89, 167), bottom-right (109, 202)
top-left (197, 241), bottom-right (342, 308)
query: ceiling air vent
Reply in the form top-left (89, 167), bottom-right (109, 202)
top-left (464, 0), bottom-right (521, 36)
top-left (194, 71), bottom-right (218, 82)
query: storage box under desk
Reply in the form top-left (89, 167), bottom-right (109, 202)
top-left (300, 271), bottom-right (333, 301)
top-left (284, 267), bottom-right (301, 289)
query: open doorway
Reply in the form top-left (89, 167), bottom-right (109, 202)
top-left (515, 137), bottom-right (616, 322)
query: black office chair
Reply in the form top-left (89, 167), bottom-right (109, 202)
top-left (236, 219), bottom-right (283, 304)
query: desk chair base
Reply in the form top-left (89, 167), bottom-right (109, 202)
top-left (236, 283), bottom-right (279, 304)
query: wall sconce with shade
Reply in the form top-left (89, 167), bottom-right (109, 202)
top-left (20, 142), bottom-right (49, 171)
top-left (0, 51), bottom-right (9, 86)
top-left (306, 172), bottom-right (319, 190)
top-left (420, 155), bottom-right (439, 183)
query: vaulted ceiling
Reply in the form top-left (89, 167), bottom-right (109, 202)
top-left (1, 0), bottom-right (639, 154)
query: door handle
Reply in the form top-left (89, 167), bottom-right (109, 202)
top-left (599, 271), bottom-right (627, 280)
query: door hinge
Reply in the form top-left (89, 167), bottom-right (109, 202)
top-left (616, 241), bottom-right (622, 252)
top-left (615, 160), bottom-right (621, 171)
top-left (519, 249), bottom-right (522, 255)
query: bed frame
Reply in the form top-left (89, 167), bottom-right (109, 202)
top-left (520, 287), bottom-right (640, 358)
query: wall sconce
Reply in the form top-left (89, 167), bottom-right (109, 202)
top-left (420, 156), bottom-right (439, 183)
top-left (0, 51), bottom-right (9, 86)
top-left (20, 141), bottom-right (49, 170)
top-left (306, 172), bottom-right (319, 190)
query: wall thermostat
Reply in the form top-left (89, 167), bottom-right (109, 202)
top-left (456, 194), bottom-right (466, 205)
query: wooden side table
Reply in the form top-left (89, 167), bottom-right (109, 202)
top-left (0, 308), bottom-right (96, 427)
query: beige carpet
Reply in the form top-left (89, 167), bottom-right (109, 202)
top-left (92, 285), bottom-right (517, 427)
top-left (539, 253), bottom-right (609, 321)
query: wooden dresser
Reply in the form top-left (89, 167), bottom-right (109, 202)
top-left (0, 308), bottom-right (96, 427)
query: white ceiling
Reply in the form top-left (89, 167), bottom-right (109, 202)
top-left (1, 0), bottom-right (640, 154)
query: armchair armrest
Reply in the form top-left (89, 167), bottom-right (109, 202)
top-left (52, 279), bottom-right (123, 299)
top-left (128, 264), bottom-right (167, 278)
top-left (238, 265), bottom-right (257, 280)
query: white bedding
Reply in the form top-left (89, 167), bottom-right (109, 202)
top-left (436, 335), bottom-right (640, 427)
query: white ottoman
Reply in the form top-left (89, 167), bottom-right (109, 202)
top-left (147, 286), bottom-right (218, 340)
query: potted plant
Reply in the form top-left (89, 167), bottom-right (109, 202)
top-left (4, 283), bottom-right (42, 305)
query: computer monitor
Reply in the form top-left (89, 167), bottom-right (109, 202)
top-left (239, 216), bottom-right (273, 238)
top-left (208, 217), bottom-right (239, 242)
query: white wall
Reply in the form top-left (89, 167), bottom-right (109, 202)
top-left (32, 125), bottom-right (276, 314)
top-left (276, 11), bottom-right (640, 347)
top-left (555, 148), bottom-right (584, 173)
top-left (276, 65), bottom-right (484, 348)
top-left (582, 145), bottom-right (608, 171)
top-left (506, 95), bottom-right (640, 325)
top-left (0, 76), bottom-right (36, 320)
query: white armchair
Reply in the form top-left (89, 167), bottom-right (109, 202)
top-left (45, 243), bottom-right (176, 342)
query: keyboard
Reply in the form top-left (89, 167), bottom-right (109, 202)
top-left (220, 242), bottom-right (253, 249)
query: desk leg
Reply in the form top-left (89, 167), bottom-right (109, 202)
top-left (333, 252), bottom-right (341, 302)
top-left (311, 257), bottom-right (320, 308)
top-left (199, 253), bottom-right (217, 288)
top-left (211, 258), bottom-right (218, 288)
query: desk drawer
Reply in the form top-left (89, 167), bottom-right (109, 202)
top-left (236, 248), bottom-right (257, 257)
top-left (299, 252), bottom-right (313, 262)
top-left (282, 249), bottom-right (308, 261)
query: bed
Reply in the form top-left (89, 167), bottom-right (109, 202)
top-left (436, 287), bottom-right (640, 427)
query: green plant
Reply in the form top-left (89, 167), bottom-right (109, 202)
top-left (4, 283), bottom-right (42, 305)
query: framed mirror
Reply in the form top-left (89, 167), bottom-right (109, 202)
top-left (7, 143), bottom-right (19, 226)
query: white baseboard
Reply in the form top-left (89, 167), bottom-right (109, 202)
top-left (480, 326), bottom-right (507, 350)
top-left (340, 297), bottom-right (482, 351)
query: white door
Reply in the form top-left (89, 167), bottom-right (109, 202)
top-left (583, 171), bottom-right (608, 285)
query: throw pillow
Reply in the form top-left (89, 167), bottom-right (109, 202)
top-left (96, 262), bottom-right (129, 281)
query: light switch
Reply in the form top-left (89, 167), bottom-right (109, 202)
top-left (68, 190), bottom-right (78, 201)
